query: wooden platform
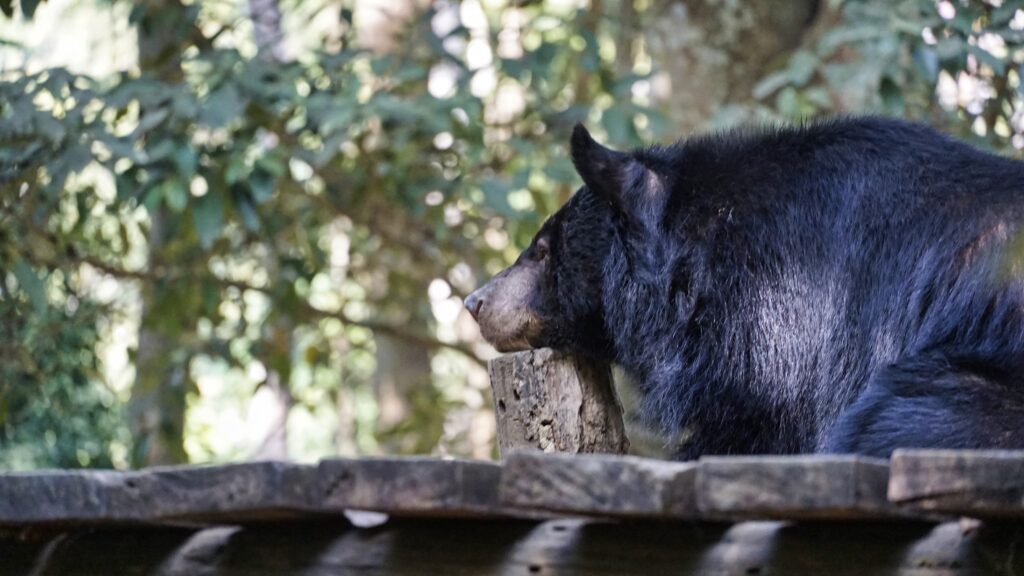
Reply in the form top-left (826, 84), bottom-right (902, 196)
top-left (4, 450), bottom-right (1024, 574)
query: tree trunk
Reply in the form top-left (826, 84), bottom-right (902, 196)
top-left (372, 334), bottom-right (434, 454)
top-left (353, 0), bottom-right (437, 456)
top-left (644, 0), bottom-right (821, 132)
top-left (246, 0), bottom-right (293, 462)
top-left (129, 1), bottom-right (189, 467)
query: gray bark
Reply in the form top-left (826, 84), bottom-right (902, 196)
top-left (488, 349), bottom-right (629, 457)
top-left (644, 0), bottom-right (821, 132)
top-left (129, 0), bottom-right (189, 467)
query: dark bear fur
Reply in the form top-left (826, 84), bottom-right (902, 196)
top-left (466, 116), bottom-right (1024, 458)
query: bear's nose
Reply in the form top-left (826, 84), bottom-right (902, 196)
top-left (464, 291), bottom-right (484, 320)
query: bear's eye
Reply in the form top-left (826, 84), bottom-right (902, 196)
top-left (534, 238), bottom-right (550, 262)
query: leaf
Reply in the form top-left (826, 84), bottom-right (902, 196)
top-left (0, 0), bottom-right (13, 17)
top-left (161, 179), bottom-right (188, 212)
top-left (136, 107), bottom-right (169, 134)
top-left (199, 84), bottom-right (246, 128)
top-left (753, 71), bottom-right (790, 100)
top-left (934, 37), bottom-right (966, 61)
top-left (787, 50), bottom-right (819, 86)
top-left (173, 145), bottom-right (197, 178)
top-left (33, 113), bottom-right (65, 143)
top-left (879, 77), bottom-right (904, 115)
top-left (225, 155), bottom-right (248, 184)
top-left (969, 45), bottom-right (1005, 75)
top-left (546, 157), bottom-right (577, 184)
top-left (255, 155), bottom-right (286, 177)
top-left (913, 47), bottom-right (939, 82)
top-left (12, 259), bottom-right (46, 313)
top-left (193, 191), bottom-right (222, 249)
top-left (991, 4), bottom-right (1019, 26)
top-left (601, 105), bottom-right (635, 145)
top-left (480, 177), bottom-right (515, 217)
top-left (232, 184), bottom-right (261, 231)
top-left (250, 168), bottom-right (275, 203)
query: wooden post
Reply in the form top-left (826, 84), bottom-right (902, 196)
top-left (488, 348), bottom-right (629, 457)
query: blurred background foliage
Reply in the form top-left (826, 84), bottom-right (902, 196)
top-left (0, 0), bottom-right (1022, 469)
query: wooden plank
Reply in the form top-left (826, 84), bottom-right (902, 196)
top-left (488, 348), bottom-right (629, 457)
top-left (696, 455), bottom-right (900, 520)
top-left (5, 518), bottom-right (1024, 575)
top-left (499, 451), bottom-right (697, 518)
top-left (318, 457), bottom-right (507, 517)
top-left (889, 449), bottom-right (1024, 518)
top-left (0, 469), bottom-right (127, 525)
top-left (126, 461), bottom-right (320, 522)
top-left (0, 462), bottom-right (320, 526)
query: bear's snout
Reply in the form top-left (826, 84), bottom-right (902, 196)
top-left (464, 290), bottom-right (483, 320)
top-left (466, 264), bottom-right (544, 352)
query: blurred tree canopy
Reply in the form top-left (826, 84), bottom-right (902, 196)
top-left (1, 0), bottom-right (1022, 469)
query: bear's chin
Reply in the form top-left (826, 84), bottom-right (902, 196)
top-left (482, 330), bottom-right (536, 353)
top-left (477, 311), bottom-right (545, 353)
top-left (492, 339), bottom-right (534, 353)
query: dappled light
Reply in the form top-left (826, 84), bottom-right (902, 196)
top-left (2, 0), bottom-right (1024, 469)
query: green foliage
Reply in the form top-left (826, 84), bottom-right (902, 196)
top-left (1, 0), bottom-right (657, 464)
top-left (3, 0), bottom-right (1023, 467)
top-left (753, 0), bottom-right (1024, 152)
top-left (0, 290), bottom-right (125, 469)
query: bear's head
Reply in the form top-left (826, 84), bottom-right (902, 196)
top-left (466, 125), bottom-right (673, 357)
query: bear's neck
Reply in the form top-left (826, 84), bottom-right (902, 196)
top-left (602, 249), bottom-right (826, 457)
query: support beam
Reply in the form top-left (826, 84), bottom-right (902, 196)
top-left (4, 518), bottom-right (1023, 575)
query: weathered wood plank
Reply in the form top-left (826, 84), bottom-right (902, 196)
top-left (0, 462), bottom-right (319, 526)
top-left (5, 518), bottom-right (1023, 575)
top-left (889, 449), bottom-right (1024, 518)
top-left (0, 469), bottom-right (125, 525)
top-left (127, 461), bottom-right (319, 522)
top-left (500, 451), bottom-right (697, 518)
top-left (318, 457), bottom-right (506, 517)
top-left (488, 349), bottom-right (629, 457)
top-left (697, 455), bottom-right (900, 520)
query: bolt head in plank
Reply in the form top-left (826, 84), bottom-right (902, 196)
top-left (500, 451), bottom-right (698, 518)
top-left (697, 455), bottom-right (898, 520)
top-left (889, 450), bottom-right (1024, 518)
top-left (488, 348), bottom-right (629, 457)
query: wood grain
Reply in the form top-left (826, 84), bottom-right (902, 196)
top-left (696, 455), bottom-right (899, 520)
top-left (318, 457), bottom-right (506, 517)
top-left (889, 449), bottom-right (1024, 518)
top-left (500, 450), bottom-right (697, 518)
top-left (0, 462), bottom-right (320, 526)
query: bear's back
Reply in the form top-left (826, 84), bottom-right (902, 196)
top-left (653, 118), bottom-right (1024, 454)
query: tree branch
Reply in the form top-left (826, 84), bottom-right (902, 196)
top-left (59, 253), bottom-right (487, 368)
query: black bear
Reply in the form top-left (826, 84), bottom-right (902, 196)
top-left (465, 117), bottom-right (1024, 459)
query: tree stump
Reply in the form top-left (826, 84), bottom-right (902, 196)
top-left (488, 348), bottom-right (629, 457)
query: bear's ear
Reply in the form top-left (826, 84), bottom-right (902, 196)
top-left (570, 124), bottom-right (629, 205)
